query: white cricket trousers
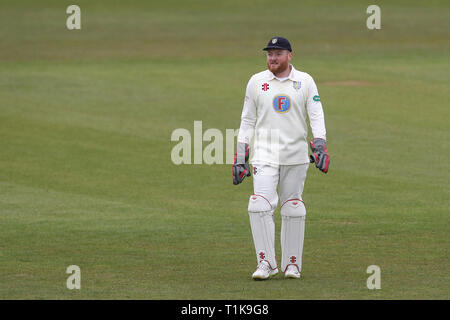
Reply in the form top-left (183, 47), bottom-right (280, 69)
top-left (252, 162), bottom-right (308, 209)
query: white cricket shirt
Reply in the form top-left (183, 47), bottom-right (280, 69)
top-left (237, 65), bottom-right (326, 165)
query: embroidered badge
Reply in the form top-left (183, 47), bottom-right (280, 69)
top-left (273, 95), bottom-right (291, 113)
top-left (259, 251), bottom-right (266, 260)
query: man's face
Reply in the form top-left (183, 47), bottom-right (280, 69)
top-left (266, 49), bottom-right (292, 74)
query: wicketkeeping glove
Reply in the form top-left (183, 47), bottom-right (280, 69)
top-left (309, 138), bottom-right (330, 173)
top-left (232, 142), bottom-right (251, 185)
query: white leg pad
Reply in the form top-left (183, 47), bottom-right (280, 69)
top-left (248, 195), bottom-right (277, 270)
top-left (281, 199), bottom-right (306, 273)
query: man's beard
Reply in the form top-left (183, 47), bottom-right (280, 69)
top-left (267, 59), bottom-right (289, 75)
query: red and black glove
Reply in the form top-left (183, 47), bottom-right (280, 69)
top-left (232, 142), bottom-right (251, 185)
top-left (309, 138), bottom-right (330, 173)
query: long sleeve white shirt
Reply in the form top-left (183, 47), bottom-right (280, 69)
top-left (237, 65), bottom-right (326, 165)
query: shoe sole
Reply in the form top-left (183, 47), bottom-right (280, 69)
top-left (252, 270), bottom-right (278, 281)
top-left (285, 274), bottom-right (301, 279)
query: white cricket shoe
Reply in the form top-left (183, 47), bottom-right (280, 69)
top-left (284, 265), bottom-right (301, 279)
top-left (252, 261), bottom-right (278, 280)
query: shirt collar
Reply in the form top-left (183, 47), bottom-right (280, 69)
top-left (267, 64), bottom-right (298, 81)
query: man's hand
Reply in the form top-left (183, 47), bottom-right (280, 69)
top-left (232, 142), bottom-right (251, 185)
top-left (309, 138), bottom-right (330, 173)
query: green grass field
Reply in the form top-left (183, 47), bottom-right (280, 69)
top-left (0, 0), bottom-right (449, 299)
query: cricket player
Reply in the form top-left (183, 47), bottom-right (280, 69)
top-left (232, 36), bottom-right (330, 280)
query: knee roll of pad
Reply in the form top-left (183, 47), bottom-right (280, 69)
top-left (280, 199), bottom-right (306, 217)
top-left (248, 194), bottom-right (272, 213)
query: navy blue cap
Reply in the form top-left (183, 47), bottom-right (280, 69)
top-left (263, 36), bottom-right (292, 52)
